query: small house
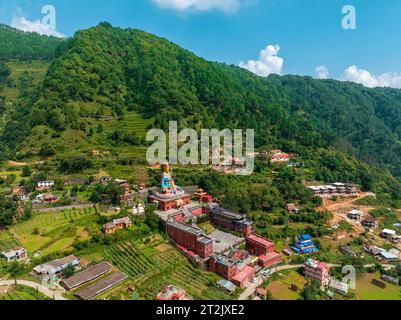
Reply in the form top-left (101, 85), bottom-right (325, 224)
top-left (347, 209), bottom-right (363, 221)
top-left (217, 280), bottom-right (237, 294)
top-left (361, 219), bottom-right (378, 230)
top-left (381, 229), bottom-right (401, 243)
top-left (1, 247), bottom-right (28, 262)
top-left (42, 194), bottom-right (59, 204)
top-left (33, 255), bottom-right (80, 276)
top-left (329, 278), bottom-right (349, 295)
top-left (103, 217), bottom-right (132, 235)
top-left (286, 203), bottom-right (300, 213)
top-left (37, 181), bottom-right (55, 190)
top-left (132, 203), bottom-right (145, 215)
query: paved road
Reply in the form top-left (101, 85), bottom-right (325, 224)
top-left (0, 279), bottom-right (67, 300)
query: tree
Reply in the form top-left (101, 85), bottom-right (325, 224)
top-left (7, 261), bottom-right (24, 280)
top-left (21, 166), bottom-right (32, 177)
top-left (62, 264), bottom-right (75, 278)
top-left (300, 281), bottom-right (322, 300)
top-left (59, 155), bottom-right (93, 173)
top-left (39, 142), bottom-right (56, 158)
top-left (145, 204), bottom-right (161, 232)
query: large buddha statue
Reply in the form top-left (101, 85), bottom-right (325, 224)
top-left (160, 162), bottom-right (182, 194)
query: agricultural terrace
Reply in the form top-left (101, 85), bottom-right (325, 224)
top-left (265, 270), bottom-right (308, 300)
top-left (355, 273), bottom-right (401, 300)
top-left (103, 235), bottom-right (233, 300)
top-left (0, 230), bottom-right (20, 252)
top-left (0, 285), bottom-right (50, 300)
top-left (4, 207), bottom-right (98, 255)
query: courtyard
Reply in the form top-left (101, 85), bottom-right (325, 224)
top-left (208, 230), bottom-right (244, 254)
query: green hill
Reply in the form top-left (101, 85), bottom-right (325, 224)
top-left (0, 24), bottom-right (63, 61)
top-left (1, 22), bottom-right (401, 204)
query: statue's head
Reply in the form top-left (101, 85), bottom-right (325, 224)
top-left (163, 161), bottom-right (171, 174)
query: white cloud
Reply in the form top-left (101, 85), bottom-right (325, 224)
top-left (341, 65), bottom-right (401, 89)
top-left (239, 45), bottom-right (284, 77)
top-left (315, 65), bottom-right (329, 79)
top-left (11, 14), bottom-right (66, 38)
top-left (152, 0), bottom-right (243, 13)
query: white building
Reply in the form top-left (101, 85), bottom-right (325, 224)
top-left (1, 247), bottom-right (28, 262)
top-left (132, 203), bottom-right (145, 215)
top-left (328, 278), bottom-right (349, 295)
top-left (381, 228), bottom-right (401, 243)
top-left (37, 181), bottom-right (55, 189)
top-left (33, 255), bottom-right (80, 275)
top-left (347, 209), bottom-right (363, 221)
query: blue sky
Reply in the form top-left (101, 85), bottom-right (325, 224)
top-left (1, 0), bottom-right (401, 87)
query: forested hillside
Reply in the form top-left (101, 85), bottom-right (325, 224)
top-left (1, 22), bottom-right (401, 204)
top-left (0, 24), bottom-right (63, 61)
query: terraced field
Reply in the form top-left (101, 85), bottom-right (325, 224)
top-left (0, 230), bottom-right (20, 252)
top-left (7, 208), bottom-right (98, 254)
top-left (0, 285), bottom-right (50, 300)
top-left (105, 238), bottom-right (232, 300)
top-left (11, 207), bottom-right (96, 236)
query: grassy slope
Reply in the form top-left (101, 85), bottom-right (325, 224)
top-left (0, 207), bottom-right (98, 255)
top-left (1, 61), bottom-right (49, 102)
top-left (355, 273), bottom-right (401, 300)
top-left (0, 285), bottom-right (51, 300)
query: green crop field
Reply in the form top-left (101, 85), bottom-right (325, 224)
top-left (355, 273), bottom-right (401, 300)
top-left (0, 230), bottom-right (20, 252)
top-left (8, 207), bottom-right (98, 255)
top-left (104, 237), bottom-right (232, 300)
top-left (0, 285), bottom-right (50, 300)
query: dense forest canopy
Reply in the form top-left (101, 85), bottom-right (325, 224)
top-left (1, 22), bottom-right (401, 204)
top-left (0, 24), bottom-right (63, 61)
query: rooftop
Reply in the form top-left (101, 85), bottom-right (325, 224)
top-left (304, 258), bottom-right (327, 270)
top-left (382, 228), bottom-right (396, 235)
top-left (211, 207), bottom-right (245, 220)
top-left (1, 247), bottom-right (26, 257)
top-left (246, 234), bottom-right (274, 247)
top-left (167, 220), bottom-right (205, 237)
top-left (217, 280), bottom-right (237, 293)
top-left (231, 266), bottom-right (255, 283)
top-left (214, 255), bottom-right (237, 268)
top-left (75, 272), bottom-right (128, 300)
top-left (60, 262), bottom-right (112, 290)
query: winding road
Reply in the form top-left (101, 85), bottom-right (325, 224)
top-left (0, 279), bottom-right (67, 300)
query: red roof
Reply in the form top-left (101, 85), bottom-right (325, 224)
top-left (259, 252), bottom-right (281, 262)
top-left (272, 153), bottom-right (289, 159)
top-left (232, 266), bottom-right (255, 283)
top-left (256, 288), bottom-right (267, 296)
top-left (173, 214), bottom-right (185, 222)
top-left (246, 234), bottom-right (275, 247)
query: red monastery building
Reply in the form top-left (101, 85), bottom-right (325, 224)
top-left (205, 206), bottom-right (253, 236)
top-left (231, 266), bottom-right (256, 288)
top-left (166, 220), bottom-right (213, 259)
top-left (209, 255), bottom-right (238, 280)
top-left (246, 234), bottom-right (282, 268)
